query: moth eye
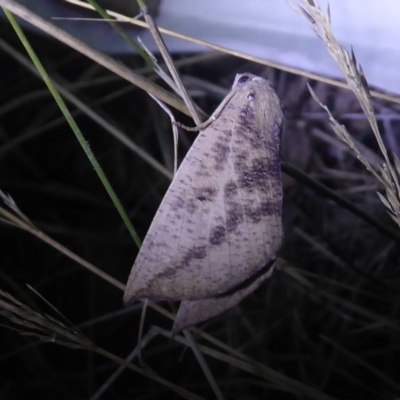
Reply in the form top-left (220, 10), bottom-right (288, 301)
top-left (237, 75), bottom-right (250, 85)
top-left (247, 93), bottom-right (255, 101)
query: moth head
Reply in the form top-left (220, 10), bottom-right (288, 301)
top-left (233, 73), bottom-right (283, 129)
top-left (233, 73), bottom-right (270, 89)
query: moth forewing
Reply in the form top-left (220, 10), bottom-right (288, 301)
top-left (124, 73), bottom-right (283, 330)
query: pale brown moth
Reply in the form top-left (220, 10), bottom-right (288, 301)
top-left (124, 73), bottom-right (284, 332)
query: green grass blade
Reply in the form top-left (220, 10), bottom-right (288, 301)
top-left (3, 7), bottom-right (141, 248)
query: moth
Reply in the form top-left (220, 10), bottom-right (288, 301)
top-left (124, 73), bottom-right (284, 332)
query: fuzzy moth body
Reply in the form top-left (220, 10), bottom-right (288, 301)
top-left (124, 73), bottom-right (284, 332)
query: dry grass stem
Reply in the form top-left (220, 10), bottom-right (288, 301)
top-left (295, 0), bottom-right (400, 227)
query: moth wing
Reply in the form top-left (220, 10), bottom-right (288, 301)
top-left (124, 76), bottom-right (283, 303)
top-left (172, 260), bottom-right (276, 332)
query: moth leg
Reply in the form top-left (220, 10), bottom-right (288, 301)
top-left (174, 117), bottom-right (216, 132)
top-left (174, 88), bottom-right (237, 132)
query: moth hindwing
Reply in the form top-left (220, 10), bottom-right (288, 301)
top-left (124, 73), bottom-right (284, 331)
